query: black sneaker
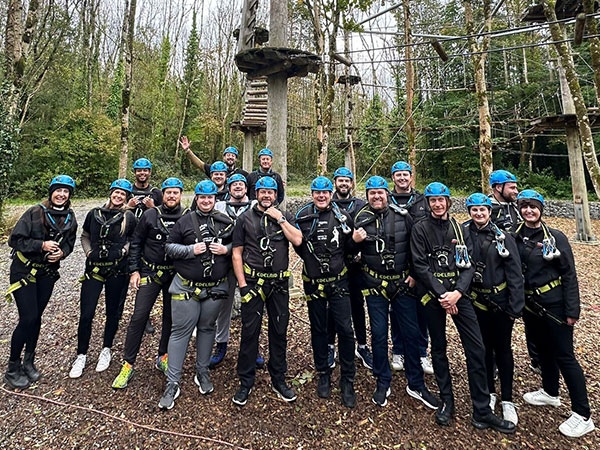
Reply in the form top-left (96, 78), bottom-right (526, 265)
top-left (435, 401), bottom-right (455, 426)
top-left (406, 386), bottom-right (439, 410)
top-left (372, 384), bottom-right (391, 407)
top-left (472, 413), bottom-right (516, 434)
top-left (327, 345), bottom-right (336, 369)
top-left (340, 380), bottom-right (356, 409)
top-left (144, 319), bottom-right (155, 335)
top-left (317, 372), bottom-right (331, 399)
top-left (158, 382), bottom-right (180, 410)
top-left (272, 381), bottom-right (297, 402)
top-left (355, 345), bottom-right (373, 370)
top-left (232, 385), bottom-right (252, 406)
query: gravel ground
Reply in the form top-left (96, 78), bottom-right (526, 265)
top-left (0, 199), bottom-right (599, 449)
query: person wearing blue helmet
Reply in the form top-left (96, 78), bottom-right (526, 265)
top-left (4, 176), bottom-right (79, 389)
top-left (210, 161), bottom-right (229, 202)
top-left (231, 176), bottom-right (302, 406)
top-left (514, 190), bottom-right (594, 438)
top-left (247, 148), bottom-right (285, 204)
top-left (112, 178), bottom-right (188, 389)
top-left (327, 167), bottom-right (372, 372)
top-left (157, 179), bottom-right (235, 410)
top-left (388, 161), bottom-right (432, 376)
top-left (181, 136), bottom-right (248, 178)
top-left (128, 158), bottom-right (163, 222)
top-left (463, 193), bottom-right (524, 427)
top-left (294, 176), bottom-right (357, 408)
top-left (70, 179), bottom-right (137, 380)
top-left (352, 176), bottom-right (439, 410)
top-left (410, 182), bottom-right (515, 433)
top-left (489, 169), bottom-right (521, 231)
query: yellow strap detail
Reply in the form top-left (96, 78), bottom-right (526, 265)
top-left (525, 278), bottom-right (562, 296)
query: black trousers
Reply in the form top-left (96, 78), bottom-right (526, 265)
top-left (9, 270), bottom-right (56, 361)
top-left (305, 279), bottom-right (355, 382)
top-left (474, 306), bottom-right (515, 401)
top-left (523, 308), bottom-right (591, 418)
top-left (327, 264), bottom-right (367, 346)
top-left (237, 278), bottom-right (289, 388)
top-left (122, 274), bottom-right (173, 365)
top-left (77, 274), bottom-right (129, 355)
top-left (424, 296), bottom-right (491, 418)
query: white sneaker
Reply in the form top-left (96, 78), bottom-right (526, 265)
top-left (192, 327), bottom-right (197, 338)
top-left (420, 356), bottom-right (434, 375)
top-left (523, 389), bottom-right (561, 407)
top-left (69, 354), bottom-right (87, 378)
top-left (95, 347), bottom-right (112, 372)
top-left (502, 401), bottom-right (519, 425)
top-left (391, 354), bottom-right (404, 371)
top-left (489, 393), bottom-right (498, 411)
top-left (559, 412), bottom-right (595, 438)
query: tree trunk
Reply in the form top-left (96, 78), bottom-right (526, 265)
top-left (583, 0), bottom-right (600, 105)
top-left (465, 0), bottom-right (493, 193)
top-left (343, 29), bottom-right (356, 177)
top-left (402, 0), bottom-right (417, 184)
top-left (119, 0), bottom-right (136, 178)
top-left (542, 0), bottom-right (600, 198)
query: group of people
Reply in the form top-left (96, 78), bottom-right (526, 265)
top-left (3, 141), bottom-right (595, 439)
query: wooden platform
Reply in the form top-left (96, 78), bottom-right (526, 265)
top-left (336, 75), bottom-right (361, 85)
top-left (522, 0), bottom-right (590, 22)
top-left (235, 47), bottom-right (321, 80)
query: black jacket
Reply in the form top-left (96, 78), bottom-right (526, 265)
top-left (464, 220), bottom-right (524, 318)
top-left (389, 189), bottom-right (429, 222)
top-left (411, 214), bottom-right (475, 298)
top-left (490, 195), bottom-right (521, 231)
top-left (131, 184), bottom-right (163, 221)
top-left (332, 193), bottom-right (366, 220)
top-left (247, 169), bottom-right (285, 204)
top-left (513, 223), bottom-right (580, 319)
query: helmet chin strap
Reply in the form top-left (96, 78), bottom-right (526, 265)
top-left (499, 184), bottom-right (510, 203)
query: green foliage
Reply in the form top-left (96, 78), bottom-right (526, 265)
top-left (106, 62), bottom-right (123, 122)
top-left (0, 82), bottom-right (21, 222)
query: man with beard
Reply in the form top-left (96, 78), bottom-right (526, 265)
top-left (210, 161), bottom-right (229, 202)
top-left (488, 170), bottom-right (521, 231)
top-left (180, 136), bottom-right (248, 178)
top-left (326, 167), bottom-right (372, 371)
top-left (128, 159), bottom-right (163, 222)
top-left (231, 176), bottom-right (302, 406)
top-left (112, 178), bottom-right (188, 389)
top-left (246, 149), bottom-right (285, 205)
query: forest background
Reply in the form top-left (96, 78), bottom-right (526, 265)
top-left (1, 0), bottom-right (598, 211)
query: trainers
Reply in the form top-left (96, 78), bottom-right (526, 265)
top-left (523, 389), bottom-right (561, 407)
top-left (420, 356), bottom-right (434, 375)
top-left (317, 372), bottom-right (331, 399)
top-left (372, 384), bottom-right (391, 407)
top-left (144, 318), bottom-right (155, 335)
top-left (559, 411), bottom-right (595, 438)
top-left (272, 381), bottom-right (297, 402)
top-left (155, 354), bottom-right (168, 375)
top-left (435, 401), bottom-right (454, 426)
top-left (209, 342), bottom-right (227, 369)
top-left (69, 354), bottom-right (87, 379)
top-left (256, 354), bottom-right (265, 370)
top-left (472, 412), bottom-right (516, 434)
top-left (355, 345), bottom-right (373, 370)
top-left (327, 345), bottom-right (336, 369)
top-left (406, 386), bottom-right (439, 410)
top-left (112, 362), bottom-right (134, 389)
top-left (158, 382), bottom-right (180, 410)
top-left (391, 354), bottom-right (404, 371)
top-left (194, 371), bottom-right (214, 395)
top-left (233, 385), bottom-right (252, 406)
top-left (340, 379), bottom-right (356, 409)
top-left (502, 401), bottom-right (518, 425)
top-left (95, 347), bottom-right (111, 372)
top-left (490, 393), bottom-right (498, 411)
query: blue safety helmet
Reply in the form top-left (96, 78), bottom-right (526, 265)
top-left (258, 148), bottom-right (274, 158)
top-left (517, 189), bottom-right (545, 206)
top-left (223, 146), bottom-right (239, 156)
top-left (489, 170), bottom-right (517, 187)
top-left (210, 161), bottom-right (228, 173)
top-left (466, 193), bottom-right (492, 209)
top-left (311, 176), bottom-right (334, 192)
top-left (391, 161), bottom-right (412, 175)
top-left (424, 182), bottom-right (450, 198)
top-left (255, 176), bottom-right (278, 192)
top-left (110, 178), bottom-right (133, 194)
top-left (195, 180), bottom-right (218, 195)
top-left (50, 175), bottom-right (76, 193)
top-left (161, 177), bottom-right (184, 191)
top-left (365, 176), bottom-right (389, 191)
top-left (133, 158), bottom-right (152, 170)
top-left (333, 167), bottom-right (354, 180)
top-left (227, 173), bottom-right (247, 186)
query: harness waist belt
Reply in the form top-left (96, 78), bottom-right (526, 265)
top-left (524, 278), bottom-right (562, 296)
top-left (244, 264), bottom-right (290, 279)
top-left (16, 251), bottom-right (48, 269)
top-left (141, 257), bottom-right (174, 271)
top-left (303, 266), bottom-right (348, 284)
top-left (471, 281), bottom-right (507, 295)
top-left (177, 273), bottom-right (226, 288)
top-left (432, 271), bottom-right (458, 279)
top-left (363, 266), bottom-right (408, 281)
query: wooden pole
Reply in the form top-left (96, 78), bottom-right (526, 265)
top-left (343, 29), bottom-right (356, 177)
top-left (243, 131), bottom-right (254, 172)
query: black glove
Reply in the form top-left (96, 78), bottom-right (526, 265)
top-left (240, 285), bottom-right (252, 298)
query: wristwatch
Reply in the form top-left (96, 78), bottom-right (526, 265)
top-left (277, 215), bottom-right (287, 224)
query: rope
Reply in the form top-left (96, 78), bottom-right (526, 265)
top-left (0, 386), bottom-right (248, 449)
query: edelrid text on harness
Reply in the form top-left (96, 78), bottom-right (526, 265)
top-left (302, 266), bottom-right (348, 302)
top-left (241, 263), bottom-right (290, 303)
top-left (361, 267), bottom-right (410, 301)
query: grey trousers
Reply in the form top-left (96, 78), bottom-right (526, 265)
top-left (166, 296), bottom-right (222, 384)
top-left (214, 270), bottom-right (239, 344)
